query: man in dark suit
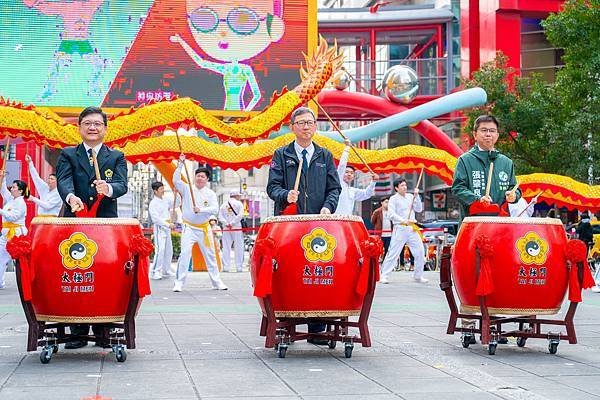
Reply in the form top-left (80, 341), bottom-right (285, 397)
top-left (56, 106), bottom-right (127, 217)
top-left (56, 106), bottom-right (128, 349)
top-left (267, 106), bottom-right (340, 216)
top-left (266, 106), bottom-right (341, 345)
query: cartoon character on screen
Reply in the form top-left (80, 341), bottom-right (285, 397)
top-left (23, 0), bottom-right (107, 102)
top-left (170, 0), bottom-right (284, 112)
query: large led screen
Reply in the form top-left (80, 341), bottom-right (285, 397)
top-left (0, 0), bottom-right (316, 113)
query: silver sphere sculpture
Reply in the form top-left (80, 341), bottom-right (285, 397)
top-left (382, 65), bottom-right (419, 104)
top-left (331, 70), bottom-right (351, 91)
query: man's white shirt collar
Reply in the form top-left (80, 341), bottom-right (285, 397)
top-left (84, 143), bottom-right (103, 156)
top-left (294, 142), bottom-right (315, 166)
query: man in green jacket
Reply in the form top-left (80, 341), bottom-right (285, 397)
top-left (451, 115), bottom-right (520, 217)
top-left (451, 114), bottom-right (520, 345)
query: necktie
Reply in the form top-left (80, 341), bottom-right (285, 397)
top-left (301, 149), bottom-right (308, 174)
top-left (87, 148), bottom-right (94, 166)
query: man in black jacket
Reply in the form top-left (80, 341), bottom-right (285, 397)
top-left (267, 106), bottom-right (341, 344)
top-left (267, 106), bottom-right (340, 215)
top-left (56, 106), bottom-right (128, 349)
top-left (56, 107), bottom-right (127, 217)
top-left (577, 212), bottom-right (594, 251)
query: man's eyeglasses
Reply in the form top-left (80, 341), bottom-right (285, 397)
top-left (189, 6), bottom-right (265, 36)
top-left (293, 120), bottom-right (316, 128)
top-left (81, 121), bottom-right (105, 128)
top-left (477, 128), bottom-right (498, 134)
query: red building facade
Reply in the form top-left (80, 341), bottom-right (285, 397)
top-left (461, 0), bottom-right (565, 79)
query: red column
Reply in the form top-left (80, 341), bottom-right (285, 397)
top-left (460, 0), bottom-right (480, 78)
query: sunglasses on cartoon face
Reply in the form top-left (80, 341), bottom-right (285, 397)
top-left (189, 6), bottom-right (266, 36)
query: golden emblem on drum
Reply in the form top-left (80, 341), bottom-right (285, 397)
top-left (516, 232), bottom-right (549, 265)
top-left (59, 232), bottom-right (99, 270)
top-left (301, 227), bottom-right (337, 262)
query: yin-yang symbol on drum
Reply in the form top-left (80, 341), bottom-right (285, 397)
top-left (59, 232), bottom-right (99, 270)
top-left (301, 227), bottom-right (337, 262)
top-left (310, 237), bottom-right (327, 254)
top-left (516, 231), bottom-right (549, 265)
top-left (69, 243), bottom-right (87, 260)
top-left (525, 240), bottom-right (541, 257)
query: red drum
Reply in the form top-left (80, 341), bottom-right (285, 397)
top-left (452, 216), bottom-right (568, 315)
top-left (250, 215), bottom-right (373, 318)
top-left (28, 217), bottom-right (143, 323)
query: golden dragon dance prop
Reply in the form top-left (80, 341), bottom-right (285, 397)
top-left (0, 36), bottom-right (343, 147)
top-left (0, 97), bottom-right (81, 147)
top-left (118, 134), bottom-right (600, 211)
top-left (518, 173), bottom-right (600, 212)
top-left (119, 135), bottom-right (458, 183)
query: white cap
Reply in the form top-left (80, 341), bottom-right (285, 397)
top-left (209, 215), bottom-right (217, 221)
top-left (230, 190), bottom-right (241, 197)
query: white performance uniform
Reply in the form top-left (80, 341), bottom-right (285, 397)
top-left (381, 210), bottom-right (392, 239)
top-left (509, 197), bottom-right (533, 218)
top-left (0, 178), bottom-right (27, 288)
top-left (380, 192), bottom-right (425, 280)
top-left (334, 146), bottom-right (375, 215)
top-left (149, 195), bottom-right (175, 278)
top-left (28, 162), bottom-right (62, 216)
top-left (173, 163), bottom-right (226, 289)
top-left (218, 197), bottom-right (244, 272)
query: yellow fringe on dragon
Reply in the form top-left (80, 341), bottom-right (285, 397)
top-left (119, 134), bottom-right (600, 211)
top-left (120, 134), bottom-right (459, 185)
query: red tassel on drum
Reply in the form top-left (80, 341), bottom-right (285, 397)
top-left (130, 234), bottom-right (154, 297)
top-left (6, 236), bottom-right (33, 301)
top-left (136, 257), bottom-right (152, 297)
top-left (566, 239), bottom-right (596, 302)
top-left (357, 236), bottom-right (383, 295)
top-left (475, 235), bottom-right (495, 296)
top-left (355, 259), bottom-right (369, 296)
top-left (567, 265), bottom-right (581, 302)
top-left (253, 238), bottom-right (276, 297)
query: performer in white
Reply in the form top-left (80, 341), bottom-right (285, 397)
top-left (172, 154), bottom-right (227, 292)
top-left (509, 197), bottom-right (535, 218)
top-left (334, 139), bottom-right (376, 215)
top-left (25, 154), bottom-right (62, 216)
top-left (218, 191), bottom-right (245, 272)
top-left (379, 178), bottom-right (427, 284)
top-left (0, 173), bottom-right (28, 289)
top-left (149, 181), bottom-right (176, 280)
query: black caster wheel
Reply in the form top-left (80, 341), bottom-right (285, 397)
top-left (548, 341), bottom-right (559, 354)
top-left (461, 335), bottom-right (472, 348)
top-left (328, 340), bottom-right (337, 349)
top-left (488, 343), bottom-right (497, 355)
top-left (277, 345), bottom-right (287, 358)
top-left (516, 337), bottom-right (527, 348)
top-left (115, 346), bottom-right (127, 362)
top-left (40, 348), bottom-right (52, 364)
top-left (344, 343), bottom-right (353, 358)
